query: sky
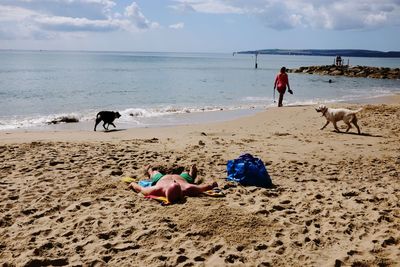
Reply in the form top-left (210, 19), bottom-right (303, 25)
top-left (0, 0), bottom-right (399, 53)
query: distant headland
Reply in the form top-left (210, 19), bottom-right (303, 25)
top-left (236, 49), bottom-right (400, 58)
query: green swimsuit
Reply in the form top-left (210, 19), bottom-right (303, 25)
top-left (151, 172), bottom-right (194, 185)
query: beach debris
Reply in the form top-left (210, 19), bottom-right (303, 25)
top-left (47, 116), bottom-right (79, 124)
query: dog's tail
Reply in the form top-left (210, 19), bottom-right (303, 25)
top-left (94, 112), bottom-right (102, 131)
top-left (352, 108), bottom-right (363, 114)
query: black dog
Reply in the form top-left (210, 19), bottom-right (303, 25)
top-left (94, 111), bottom-right (121, 131)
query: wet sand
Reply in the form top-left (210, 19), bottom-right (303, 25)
top-left (1, 96), bottom-right (399, 266)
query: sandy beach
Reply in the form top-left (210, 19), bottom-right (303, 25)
top-left (1, 97), bottom-right (399, 266)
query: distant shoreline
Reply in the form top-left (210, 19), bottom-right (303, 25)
top-left (3, 49), bottom-right (400, 58)
top-left (237, 49), bottom-right (400, 58)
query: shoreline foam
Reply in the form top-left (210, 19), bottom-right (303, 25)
top-left (1, 93), bottom-right (399, 133)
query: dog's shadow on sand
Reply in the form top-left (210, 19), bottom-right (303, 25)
top-left (102, 129), bottom-right (127, 133)
top-left (336, 131), bottom-right (383, 138)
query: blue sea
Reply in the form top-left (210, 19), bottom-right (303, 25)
top-left (0, 50), bottom-right (399, 131)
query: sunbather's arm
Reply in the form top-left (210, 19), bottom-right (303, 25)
top-left (128, 182), bottom-right (142, 192)
top-left (128, 182), bottom-right (162, 196)
top-left (182, 181), bottom-right (218, 197)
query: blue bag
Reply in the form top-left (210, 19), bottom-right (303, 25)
top-left (226, 153), bottom-right (272, 188)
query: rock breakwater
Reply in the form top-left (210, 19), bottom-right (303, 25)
top-left (288, 65), bottom-right (399, 79)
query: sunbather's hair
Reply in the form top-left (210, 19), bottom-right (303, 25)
top-left (165, 181), bottom-right (183, 203)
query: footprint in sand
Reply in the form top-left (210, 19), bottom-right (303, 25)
top-left (176, 255), bottom-right (189, 264)
top-left (194, 255), bottom-right (205, 262)
top-left (254, 244), bottom-right (268, 251)
top-left (24, 258), bottom-right (69, 267)
top-left (225, 254), bottom-right (244, 264)
top-left (97, 230), bottom-right (117, 240)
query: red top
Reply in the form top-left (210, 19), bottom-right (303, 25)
top-left (274, 73), bottom-right (289, 93)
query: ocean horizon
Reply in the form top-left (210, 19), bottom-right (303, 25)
top-left (1, 50), bottom-right (399, 131)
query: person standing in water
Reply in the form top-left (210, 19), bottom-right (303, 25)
top-left (274, 67), bottom-right (293, 107)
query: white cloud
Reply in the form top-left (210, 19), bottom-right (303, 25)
top-left (170, 0), bottom-right (244, 14)
top-left (170, 0), bottom-right (400, 30)
top-left (0, 5), bottom-right (48, 40)
top-left (0, 0), bottom-right (116, 19)
top-left (0, 5), bottom-right (37, 22)
top-left (0, 1), bottom-right (159, 40)
top-left (169, 22), bottom-right (184, 29)
top-left (124, 2), bottom-right (159, 29)
top-left (35, 16), bottom-right (121, 32)
top-left (2, 0), bottom-right (399, 44)
top-left (364, 12), bottom-right (388, 26)
top-left (169, 1), bottom-right (196, 12)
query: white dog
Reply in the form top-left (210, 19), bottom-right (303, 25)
top-left (315, 104), bottom-right (362, 134)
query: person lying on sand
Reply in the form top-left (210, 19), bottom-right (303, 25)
top-left (128, 164), bottom-right (218, 204)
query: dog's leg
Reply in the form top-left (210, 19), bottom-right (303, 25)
top-left (352, 117), bottom-right (361, 134)
top-left (333, 121), bottom-right (341, 132)
top-left (321, 121), bottom-right (329, 130)
top-left (103, 122), bottom-right (108, 130)
top-left (345, 121), bottom-right (352, 132)
top-left (94, 118), bottom-right (101, 131)
top-left (110, 122), bottom-right (116, 128)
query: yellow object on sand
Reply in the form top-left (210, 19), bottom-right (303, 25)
top-left (121, 177), bottom-right (135, 183)
top-left (202, 188), bottom-right (225, 197)
top-left (145, 195), bottom-right (171, 205)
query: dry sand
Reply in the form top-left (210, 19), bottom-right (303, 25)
top-left (1, 97), bottom-right (399, 266)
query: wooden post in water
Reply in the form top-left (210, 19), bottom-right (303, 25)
top-left (255, 52), bottom-right (258, 69)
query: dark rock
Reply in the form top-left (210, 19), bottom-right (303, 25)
top-left (47, 116), bottom-right (79, 124)
top-left (288, 65), bottom-right (399, 80)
